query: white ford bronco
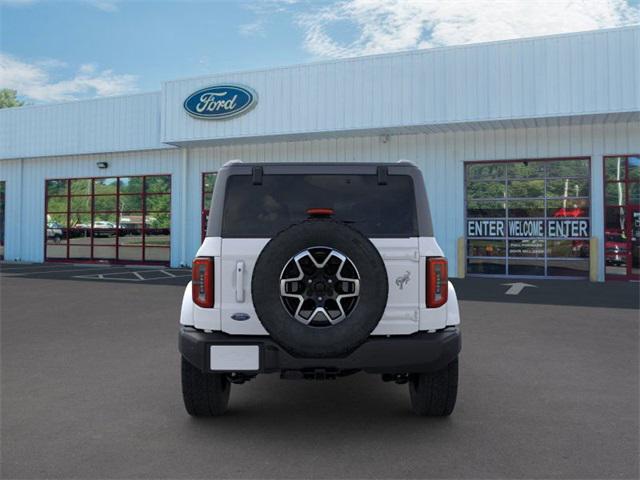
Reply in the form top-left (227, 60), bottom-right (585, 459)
top-left (180, 161), bottom-right (461, 416)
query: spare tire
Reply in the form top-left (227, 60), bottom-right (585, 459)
top-left (251, 219), bottom-right (388, 358)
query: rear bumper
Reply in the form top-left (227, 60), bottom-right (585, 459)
top-left (179, 326), bottom-right (461, 375)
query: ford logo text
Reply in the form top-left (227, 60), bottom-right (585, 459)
top-left (183, 84), bottom-right (257, 120)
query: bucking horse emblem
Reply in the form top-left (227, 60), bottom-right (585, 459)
top-left (395, 270), bottom-right (411, 290)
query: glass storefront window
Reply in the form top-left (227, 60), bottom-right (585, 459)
top-left (547, 199), bottom-right (589, 218)
top-left (507, 161), bottom-right (545, 179)
top-left (547, 159), bottom-right (589, 177)
top-left (466, 158), bottom-right (591, 277)
top-left (466, 200), bottom-right (505, 218)
top-left (603, 155), bottom-right (640, 280)
top-left (605, 183), bottom-right (626, 206)
top-left (70, 179), bottom-right (91, 195)
top-left (507, 200), bottom-right (545, 218)
top-left (507, 179), bottom-right (545, 198)
top-left (546, 179), bottom-right (589, 197)
top-left (466, 163), bottom-right (506, 181)
top-left (0, 182), bottom-right (5, 260)
top-left (202, 172), bottom-right (218, 240)
top-left (467, 240), bottom-right (506, 257)
top-left (508, 240), bottom-right (545, 257)
top-left (44, 175), bottom-right (171, 264)
top-left (466, 181), bottom-right (506, 199)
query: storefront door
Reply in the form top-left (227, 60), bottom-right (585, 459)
top-left (604, 156), bottom-right (639, 280)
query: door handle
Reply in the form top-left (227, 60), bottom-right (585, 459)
top-left (236, 261), bottom-right (245, 302)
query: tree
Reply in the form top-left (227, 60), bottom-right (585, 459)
top-left (0, 89), bottom-right (24, 109)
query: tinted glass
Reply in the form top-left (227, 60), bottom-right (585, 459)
top-left (467, 240), bottom-right (506, 257)
top-left (465, 158), bottom-right (591, 277)
top-left (119, 194), bottom-right (143, 211)
top-left (466, 181), bottom-right (506, 199)
top-left (547, 259), bottom-right (589, 277)
top-left (145, 194), bottom-right (171, 212)
top-left (508, 239), bottom-right (545, 257)
top-left (507, 161), bottom-right (545, 178)
top-left (94, 178), bottom-right (117, 194)
top-left (204, 173), bottom-right (217, 193)
top-left (507, 200), bottom-right (545, 217)
top-left (629, 183), bottom-right (639, 205)
top-left (547, 240), bottom-right (589, 258)
top-left (547, 179), bottom-right (589, 197)
top-left (222, 174), bottom-right (418, 237)
top-left (629, 156), bottom-right (640, 181)
top-left (119, 177), bottom-right (143, 194)
top-left (605, 157), bottom-right (625, 181)
top-left (70, 196), bottom-right (91, 212)
top-left (47, 196), bottom-right (68, 213)
top-left (93, 195), bottom-right (117, 212)
top-left (547, 199), bottom-right (589, 218)
top-left (145, 175), bottom-right (171, 193)
top-left (547, 159), bottom-right (589, 177)
top-left (508, 259), bottom-right (545, 276)
top-left (466, 164), bottom-right (505, 181)
top-left (70, 179), bottom-right (91, 195)
top-left (507, 179), bottom-right (545, 198)
top-left (47, 179), bottom-right (67, 196)
top-left (605, 183), bottom-right (625, 205)
top-left (466, 200), bottom-right (505, 218)
top-left (467, 258), bottom-right (505, 275)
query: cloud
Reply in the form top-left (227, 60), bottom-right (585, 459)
top-left (0, 53), bottom-right (138, 102)
top-left (239, 19), bottom-right (266, 36)
top-left (298, 0), bottom-right (640, 58)
top-left (86, 0), bottom-right (119, 12)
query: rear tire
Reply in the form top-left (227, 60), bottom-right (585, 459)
top-left (408, 357), bottom-right (458, 416)
top-left (181, 357), bottom-right (231, 416)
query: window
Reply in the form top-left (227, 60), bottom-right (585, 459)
top-left (202, 172), bottom-right (217, 240)
top-left (465, 159), bottom-right (591, 277)
top-left (0, 181), bottom-right (4, 260)
top-left (45, 175), bottom-right (171, 264)
top-left (222, 174), bottom-right (418, 238)
top-left (603, 155), bottom-right (639, 280)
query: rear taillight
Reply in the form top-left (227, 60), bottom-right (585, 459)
top-left (426, 257), bottom-right (448, 308)
top-left (192, 257), bottom-right (214, 308)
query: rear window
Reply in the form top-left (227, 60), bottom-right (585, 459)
top-left (221, 174), bottom-right (418, 237)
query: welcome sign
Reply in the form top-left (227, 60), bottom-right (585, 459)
top-left (467, 219), bottom-right (590, 238)
top-left (184, 84), bottom-right (257, 119)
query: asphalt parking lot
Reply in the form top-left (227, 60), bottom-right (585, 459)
top-left (1, 263), bottom-right (638, 479)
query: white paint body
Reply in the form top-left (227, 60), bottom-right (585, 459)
top-left (180, 236), bottom-right (460, 335)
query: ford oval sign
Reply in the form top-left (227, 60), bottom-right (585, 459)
top-left (183, 84), bottom-right (257, 120)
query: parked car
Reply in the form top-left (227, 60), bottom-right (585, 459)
top-left (92, 221), bottom-right (116, 237)
top-left (179, 160), bottom-right (461, 417)
top-left (46, 222), bottom-right (64, 243)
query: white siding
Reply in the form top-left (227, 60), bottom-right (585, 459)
top-left (162, 27), bottom-right (639, 145)
top-left (0, 92), bottom-right (169, 160)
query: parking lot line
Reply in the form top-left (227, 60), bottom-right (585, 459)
top-left (72, 269), bottom-right (191, 282)
top-left (0, 265), bottom-right (134, 276)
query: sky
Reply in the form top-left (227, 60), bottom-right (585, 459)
top-left (1, 0), bottom-right (639, 104)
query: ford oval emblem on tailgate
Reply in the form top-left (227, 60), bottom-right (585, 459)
top-left (231, 313), bottom-right (251, 321)
top-left (183, 84), bottom-right (257, 120)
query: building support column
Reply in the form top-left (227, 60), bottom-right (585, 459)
top-left (180, 148), bottom-right (188, 268)
top-left (591, 155), bottom-right (605, 281)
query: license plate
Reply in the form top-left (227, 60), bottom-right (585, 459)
top-left (210, 345), bottom-right (259, 371)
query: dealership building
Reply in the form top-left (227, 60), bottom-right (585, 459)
top-left (0, 26), bottom-right (638, 281)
